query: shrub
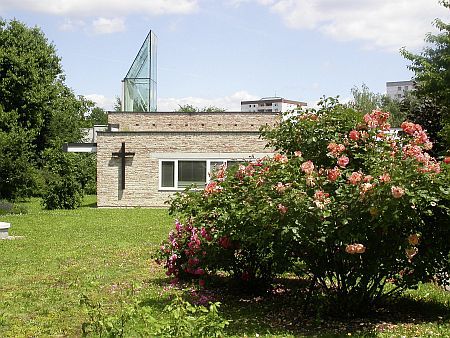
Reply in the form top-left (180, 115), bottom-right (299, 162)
top-left (41, 148), bottom-right (84, 210)
top-left (158, 98), bottom-right (450, 314)
top-left (81, 294), bottom-right (229, 337)
top-left (0, 199), bottom-right (27, 215)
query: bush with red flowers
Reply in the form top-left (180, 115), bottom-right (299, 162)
top-left (156, 97), bottom-right (450, 314)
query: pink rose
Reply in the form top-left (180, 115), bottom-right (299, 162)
top-left (349, 130), bottom-right (360, 141)
top-left (408, 234), bottom-right (420, 246)
top-left (301, 161), bottom-right (315, 175)
top-left (391, 186), bottom-right (405, 198)
top-left (327, 167), bottom-right (341, 182)
top-left (277, 203), bottom-right (288, 215)
top-left (337, 156), bottom-right (349, 168)
top-left (348, 172), bottom-right (363, 185)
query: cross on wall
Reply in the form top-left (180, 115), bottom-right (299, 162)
top-left (112, 142), bottom-right (135, 190)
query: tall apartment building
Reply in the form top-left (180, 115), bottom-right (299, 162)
top-left (386, 81), bottom-right (414, 101)
top-left (241, 97), bottom-right (306, 113)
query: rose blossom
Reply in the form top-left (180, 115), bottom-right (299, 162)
top-left (408, 234), bottom-right (420, 246)
top-left (354, 244), bottom-right (366, 254)
top-left (294, 150), bottom-right (302, 157)
top-left (444, 157), bottom-right (450, 164)
top-left (301, 160), bottom-right (315, 175)
top-left (274, 153), bottom-right (288, 163)
top-left (363, 175), bottom-right (373, 182)
top-left (277, 203), bottom-right (288, 214)
top-left (337, 156), bottom-right (349, 168)
top-left (360, 183), bottom-right (374, 194)
top-left (275, 182), bottom-right (288, 194)
top-left (391, 186), bottom-right (405, 198)
top-left (345, 244), bottom-right (356, 254)
top-left (349, 130), bottom-right (360, 141)
top-left (348, 172), bottom-right (363, 185)
top-left (379, 173), bottom-right (391, 183)
top-left (327, 167), bottom-right (341, 182)
top-left (327, 142), bottom-right (346, 157)
top-left (345, 243), bottom-right (366, 254)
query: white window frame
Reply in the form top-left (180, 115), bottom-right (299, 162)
top-left (158, 159), bottom-right (228, 191)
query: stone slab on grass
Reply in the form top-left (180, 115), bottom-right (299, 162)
top-left (0, 221), bottom-right (11, 239)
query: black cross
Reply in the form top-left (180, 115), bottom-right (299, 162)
top-left (112, 142), bottom-right (135, 190)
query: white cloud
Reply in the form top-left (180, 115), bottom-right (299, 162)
top-left (0, 0), bottom-right (199, 17)
top-left (157, 90), bottom-right (259, 112)
top-left (59, 18), bottom-right (86, 31)
top-left (236, 0), bottom-right (450, 51)
top-left (92, 17), bottom-right (125, 34)
top-left (85, 94), bottom-right (116, 111)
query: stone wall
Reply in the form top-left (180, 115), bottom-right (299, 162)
top-left (107, 111), bottom-right (278, 132)
top-left (97, 131), bottom-right (273, 207)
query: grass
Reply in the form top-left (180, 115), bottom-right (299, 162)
top-left (0, 196), bottom-right (449, 337)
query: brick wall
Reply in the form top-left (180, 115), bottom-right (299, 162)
top-left (107, 111), bottom-right (278, 132)
top-left (97, 131), bottom-right (273, 207)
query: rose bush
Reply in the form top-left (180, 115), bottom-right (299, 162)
top-left (156, 97), bottom-right (450, 314)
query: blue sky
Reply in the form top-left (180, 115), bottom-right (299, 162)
top-left (1, 0), bottom-right (449, 111)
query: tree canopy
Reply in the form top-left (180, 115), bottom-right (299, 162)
top-left (175, 104), bottom-right (226, 112)
top-left (0, 19), bottom-right (93, 200)
top-left (348, 84), bottom-right (405, 127)
top-left (401, 0), bottom-right (450, 152)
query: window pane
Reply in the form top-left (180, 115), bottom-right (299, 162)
top-left (161, 161), bottom-right (174, 187)
top-left (178, 161), bottom-right (206, 188)
top-left (227, 160), bottom-right (244, 169)
top-left (210, 161), bottom-right (224, 176)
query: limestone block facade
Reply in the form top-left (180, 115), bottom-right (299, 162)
top-left (97, 112), bottom-right (277, 207)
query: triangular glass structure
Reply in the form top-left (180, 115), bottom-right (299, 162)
top-left (123, 31), bottom-right (157, 112)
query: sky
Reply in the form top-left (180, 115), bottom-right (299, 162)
top-left (0, 0), bottom-right (449, 111)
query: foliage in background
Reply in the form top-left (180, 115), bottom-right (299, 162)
top-left (401, 0), bottom-right (450, 153)
top-left (0, 108), bottom-right (38, 200)
top-left (0, 19), bottom-right (87, 153)
top-left (0, 19), bottom-right (98, 202)
top-left (85, 107), bottom-right (108, 126)
top-left (158, 98), bottom-right (450, 315)
top-left (41, 146), bottom-right (96, 209)
top-left (175, 104), bottom-right (226, 112)
top-left (348, 84), bottom-right (405, 127)
top-left (0, 199), bottom-right (27, 215)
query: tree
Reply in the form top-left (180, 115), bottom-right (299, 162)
top-left (348, 84), bottom-right (405, 127)
top-left (114, 96), bottom-right (122, 112)
top-left (86, 106), bottom-right (108, 126)
top-left (0, 19), bottom-right (93, 202)
top-left (174, 104), bottom-right (226, 112)
top-left (0, 108), bottom-right (37, 200)
top-left (401, 0), bottom-right (450, 152)
top-left (41, 148), bottom-right (84, 210)
top-left (0, 19), bottom-right (86, 154)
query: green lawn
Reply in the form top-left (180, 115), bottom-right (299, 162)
top-left (0, 197), bottom-right (449, 337)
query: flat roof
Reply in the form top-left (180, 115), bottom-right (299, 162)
top-left (241, 98), bottom-right (306, 105)
top-left (386, 80), bottom-right (414, 86)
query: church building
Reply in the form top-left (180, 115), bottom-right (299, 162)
top-left (68, 31), bottom-right (287, 207)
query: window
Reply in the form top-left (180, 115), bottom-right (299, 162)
top-left (161, 161), bottom-right (174, 187)
top-left (178, 161), bottom-right (206, 188)
top-left (159, 159), bottom-right (229, 190)
top-left (398, 86), bottom-right (402, 91)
